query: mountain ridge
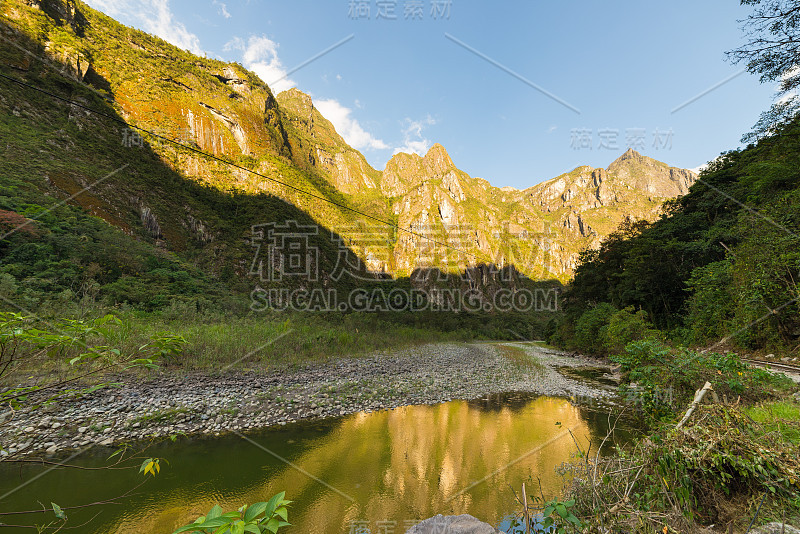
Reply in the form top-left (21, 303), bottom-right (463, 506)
top-left (1, 0), bottom-right (697, 284)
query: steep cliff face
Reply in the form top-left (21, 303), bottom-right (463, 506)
top-left (1, 0), bottom-right (697, 284)
top-left (508, 150), bottom-right (697, 275)
top-left (276, 88), bottom-right (382, 195)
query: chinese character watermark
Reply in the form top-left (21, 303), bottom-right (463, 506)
top-left (121, 128), bottom-right (144, 148)
top-left (570, 127), bottom-right (674, 151)
top-left (348, 0), bottom-right (451, 20)
top-left (249, 220), bottom-right (560, 313)
top-left (250, 221), bottom-right (320, 282)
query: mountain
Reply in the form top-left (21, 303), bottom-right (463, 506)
top-left (0, 0), bottom-right (697, 295)
top-left (274, 87), bottom-right (697, 280)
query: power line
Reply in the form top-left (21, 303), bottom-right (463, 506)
top-left (0, 71), bottom-right (482, 260)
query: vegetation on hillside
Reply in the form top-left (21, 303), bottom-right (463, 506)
top-left (550, 116), bottom-right (800, 354)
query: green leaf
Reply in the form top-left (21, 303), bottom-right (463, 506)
top-left (262, 492), bottom-right (285, 520)
top-left (52, 502), bottom-right (65, 520)
top-left (231, 520), bottom-right (245, 534)
top-left (171, 526), bottom-right (201, 534)
top-left (265, 517), bottom-right (281, 534)
top-left (107, 446), bottom-right (126, 460)
top-left (274, 507), bottom-right (288, 522)
top-left (206, 505), bottom-right (223, 520)
top-left (555, 504), bottom-right (568, 518)
top-left (195, 517), bottom-right (233, 529)
top-left (139, 458), bottom-right (153, 474)
top-left (244, 502), bottom-right (267, 523)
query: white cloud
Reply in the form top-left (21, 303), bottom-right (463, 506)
top-left (213, 0), bottom-right (231, 19)
top-left (224, 35), bottom-right (296, 94)
top-left (689, 164), bottom-right (707, 175)
top-left (315, 99), bottom-right (389, 151)
top-left (85, 0), bottom-right (203, 54)
top-left (394, 116), bottom-right (436, 156)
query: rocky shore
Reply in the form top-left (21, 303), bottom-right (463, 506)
top-left (0, 343), bottom-right (614, 459)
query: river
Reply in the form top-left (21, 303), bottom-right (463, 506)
top-left (0, 392), bottom-right (632, 533)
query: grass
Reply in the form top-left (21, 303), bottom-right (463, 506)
top-left (0, 308), bottom-right (480, 389)
top-left (112, 311), bottom-right (474, 372)
top-left (560, 403), bottom-right (800, 532)
top-left (745, 400), bottom-right (800, 444)
top-left (531, 340), bottom-right (559, 351)
top-left (495, 343), bottom-right (545, 375)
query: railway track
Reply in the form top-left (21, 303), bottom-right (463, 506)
top-left (742, 358), bottom-right (800, 375)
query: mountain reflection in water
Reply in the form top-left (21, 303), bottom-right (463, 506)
top-left (0, 394), bottom-right (631, 534)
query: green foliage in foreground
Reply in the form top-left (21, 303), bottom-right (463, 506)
top-left (1, 310), bottom-right (295, 534)
top-left (610, 338), bottom-right (794, 425)
top-left (563, 403), bottom-right (800, 532)
top-left (173, 493), bottom-right (291, 534)
top-left (0, 311), bottom-right (178, 409)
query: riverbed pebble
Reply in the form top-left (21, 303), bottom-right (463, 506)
top-left (1, 343), bottom-right (614, 459)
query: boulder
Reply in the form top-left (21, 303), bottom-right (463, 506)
top-left (750, 523), bottom-right (800, 534)
top-left (406, 514), bottom-right (499, 534)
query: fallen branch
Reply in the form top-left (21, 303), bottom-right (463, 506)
top-left (676, 381), bottom-right (714, 429)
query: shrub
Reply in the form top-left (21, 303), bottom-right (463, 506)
top-left (563, 405), bottom-right (800, 531)
top-left (612, 339), bottom-right (795, 425)
top-left (685, 260), bottom-right (736, 345)
top-left (173, 493), bottom-right (291, 534)
top-left (602, 306), bottom-right (661, 355)
top-left (573, 303), bottom-right (616, 354)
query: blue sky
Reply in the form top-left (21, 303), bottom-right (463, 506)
top-left (84, 0), bottom-right (777, 188)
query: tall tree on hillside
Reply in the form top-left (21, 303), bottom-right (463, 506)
top-left (728, 0), bottom-right (800, 140)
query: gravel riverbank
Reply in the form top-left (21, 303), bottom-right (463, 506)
top-left (0, 342), bottom-right (614, 459)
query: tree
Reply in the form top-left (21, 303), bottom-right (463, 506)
top-left (728, 0), bottom-right (800, 140)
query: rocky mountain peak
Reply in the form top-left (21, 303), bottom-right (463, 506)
top-left (605, 148), bottom-right (697, 197)
top-left (609, 148), bottom-right (644, 167)
top-left (276, 88), bottom-right (314, 116)
top-left (2, 0), bottom-right (704, 288)
top-left (385, 150), bottom-right (421, 171)
top-left (423, 143), bottom-right (454, 175)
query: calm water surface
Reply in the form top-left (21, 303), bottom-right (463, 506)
top-left (0, 393), bottom-right (632, 533)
